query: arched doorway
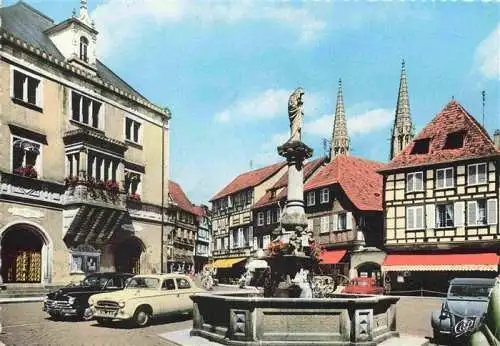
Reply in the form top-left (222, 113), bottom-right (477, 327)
top-left (357, 262), bottom-right (382, 284)
top-left (114, 237), bottom-right (144, 274)
top-left (1, 224), bottom-right (47, 283)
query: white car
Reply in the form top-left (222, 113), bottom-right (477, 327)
top-left (89, 274), bottom-right (204, 327)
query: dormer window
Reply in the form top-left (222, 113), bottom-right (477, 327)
top-left (80, 36), bottom-right (89, 62)
top-left (410, 138), bottom-right (430, 154)
top-left (443, 131), bottom-right (465, 149)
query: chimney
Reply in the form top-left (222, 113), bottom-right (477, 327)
top-left (494, 129), bottom-right (500, 149)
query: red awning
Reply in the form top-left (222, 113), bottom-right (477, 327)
top-left (320, 249), bottom-right (347, 265)
top-left (382, 253), bottom-right (499, 272)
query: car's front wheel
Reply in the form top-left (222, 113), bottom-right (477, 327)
top-left (433, 329), bottom-right (446, 345)
top-left (133, 307), bottom-right (151, 327)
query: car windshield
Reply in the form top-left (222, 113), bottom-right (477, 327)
top-left (125, 277), bottom-right (160, 289)
top-left (448, 284), bottom-right (492, 298)
top-left (81, 275), bottom-right (108, 288)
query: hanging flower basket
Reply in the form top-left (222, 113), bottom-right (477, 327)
top-left (128, 193), bottom-right (141, 201)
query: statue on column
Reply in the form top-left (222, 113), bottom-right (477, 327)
top-left (287, 87), bottom-right (305, 142)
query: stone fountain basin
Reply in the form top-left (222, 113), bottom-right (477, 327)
top-left (190, 291), bottom-right (400, 346)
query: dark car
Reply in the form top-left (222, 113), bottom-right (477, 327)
top-left (43, 272), bottom-right (134, 321)
top-left (342, 277), bottom-right (384, 295)
top-left (431, 277), bottom-right (497, 344)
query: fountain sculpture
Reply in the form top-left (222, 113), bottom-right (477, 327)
top-left (190, 88), bottom-right (401, 345)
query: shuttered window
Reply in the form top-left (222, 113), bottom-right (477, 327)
top-left (454, 202), bottom-right (465, 227)
top-left (468, 199), bottom-right (498, 226)
top-left (468, 163), bottom-right (487, 185)
top-left (257, 212), bottom-right (264, 226)
top-left (487, 199), bottom-right (498, 225)
top-left (307, 191), bottom-right (316, 206)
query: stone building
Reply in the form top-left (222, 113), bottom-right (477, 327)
top-left (0, 1), bottom-right (170, 285)
top-left (379, 100), bottom-right (500, 294)
top-left (210, 162), bottom-right (287, 282)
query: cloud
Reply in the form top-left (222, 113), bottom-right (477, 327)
top-left (305, 106), bottom-right (394, 137)
top-left (92, 0), bottom-right (326, 58)
top-left (475, 24), bottom-right (500, 80)
top-left (214, 89), bottom-right (322, 123)
top-left (253, 132), bottom-right (289, 166)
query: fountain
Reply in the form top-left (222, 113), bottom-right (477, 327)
top-left (190, 88), bottom-right (400, 345)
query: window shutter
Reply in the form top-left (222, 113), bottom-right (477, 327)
top-left (329, 214), bottom-right (334, 230)
top-left (407, 175), bottom-right (413, 192)
top-left (454, 201), bottom-right (465, 227)
top-left (248, 226), bottom-right (253, 247)
top-left (417, 173), bottom-right (423, 190)
top-left (426, 204), bottom-right (435, 229)
top-left (313, 217), bottom-right (320, 234)
top-left (407, 208), bottom-right (414, 229)
top-left (416, 207), bottom-right (423, 229)
top-left (229, 231), bottom-right (234, 249)
top-left (467, 201), bottom-right (477, 226)
top-left (346, 212), bottom-right (353, 229)
top-left (436, 170), bottom-right (443, 189)
top-left (487, 199), bottom-right (498, 225)
top-left (333, 214), bottom-right (338, 231)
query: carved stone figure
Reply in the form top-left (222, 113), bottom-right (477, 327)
top-left (288, 87), bottom-right (305, 142)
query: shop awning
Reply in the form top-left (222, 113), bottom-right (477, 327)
top-left (319, 249), bottom-right (347, 265)
top-left (211, 257), bottom-right (247, 268)
top-left (382, 253), bottom-right (499, 272)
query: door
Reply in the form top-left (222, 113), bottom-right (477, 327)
top-left (175, 277), bottom-right (194, 311)
top-left (159, 278), bottom-right (180, 316)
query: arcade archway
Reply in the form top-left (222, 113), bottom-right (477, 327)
top-left (114, 236), bottom-right (144, 274)
top-left (1, 223), bottom-right (50, 283)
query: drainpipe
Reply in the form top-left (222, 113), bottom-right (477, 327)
top-left (161, 108), bottom-right (171, 273)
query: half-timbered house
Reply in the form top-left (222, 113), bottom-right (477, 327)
top-left (379, 100), bottom-right (500, 294)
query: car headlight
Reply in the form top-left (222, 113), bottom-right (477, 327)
top-left (118, 301), bottom-right (125, 308)
top-left (88, 297), bottom-right (94, 306)
top-left (68, 296), bottom-right (75, 305)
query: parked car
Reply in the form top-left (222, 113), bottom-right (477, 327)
top-left (89, 274), bottom-right (204, 327)
top-left (431, 277), bottom-right (497, 344)
top-left (469, 281), bottom-right (500, 346)
top-left (342, 277), bottom-right (384, 295)
top-left (43, 272), bottom-right (134, 321)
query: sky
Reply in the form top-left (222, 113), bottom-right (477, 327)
top-left (10, 0), bottom-right (500, 205)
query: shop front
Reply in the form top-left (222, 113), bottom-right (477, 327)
top-left (210, 257), bottom-right (247, 284)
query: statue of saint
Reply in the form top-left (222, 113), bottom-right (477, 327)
top-left (287, 87), bottom-right (305, 142)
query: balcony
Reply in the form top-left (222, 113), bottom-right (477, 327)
top-left (63, 177), bottom-right (126, 209)
top-left (0, 171), bottom-right (64, 205)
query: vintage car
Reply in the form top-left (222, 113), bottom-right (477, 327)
top-left (43, 272), bottom-right (134, 320)
top-left (341, 277), bottom-right (384, 295)
top-left (89, 274), bottom-right (204, 327)
top-left (431, 277), bottom-right (497, 344)
top-left (469, 282), bottom-right (500, 346)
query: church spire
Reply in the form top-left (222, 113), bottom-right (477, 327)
top-left (330, 78), bottom-right (350, 160)
top-left (77, 0), bottom-right (91, 26)
top-left (390, 59), bottom-right (414, 160)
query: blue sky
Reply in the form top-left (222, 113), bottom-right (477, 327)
top-left (12, 0), bottom-right (500, 205)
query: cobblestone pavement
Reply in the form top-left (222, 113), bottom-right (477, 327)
top-left (0, 293), bottom-right (442, 346)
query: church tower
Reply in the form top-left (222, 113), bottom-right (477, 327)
top-left (390, 60), bottom-right (414, 160)
top-left (330, 79), bottom-right (350, 160)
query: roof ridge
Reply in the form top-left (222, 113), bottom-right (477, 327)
top-left (13, 1), bottom-right (54, 24)
top-left (454, 101), bottom-right (499, 151)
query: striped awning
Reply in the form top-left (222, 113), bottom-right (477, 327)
top-left (211, 257), bottom-right (247, 268)
top-left (382, 252), bottom-right (499, 272)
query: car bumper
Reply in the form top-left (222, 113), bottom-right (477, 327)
top-left (43, 303), bottom-right (79, 317)
top-left (90, 307), bottom-right (131, 320)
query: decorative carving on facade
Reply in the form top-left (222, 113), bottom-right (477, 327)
top-left (7, 207), bottom-right (45, 219)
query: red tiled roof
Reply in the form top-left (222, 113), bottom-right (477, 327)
top-left (210, 161), bottom-right (286, 201)
top-left (169, 180), bottom-right (196, 214)
top-left (304, 155), bottom-right (385, 211)
top-left (254, 157), bottom-right (325, 208)
top-left (382, 100), bottom-right (500, 171)
top-left (191, 206), bottom-right (205, 217)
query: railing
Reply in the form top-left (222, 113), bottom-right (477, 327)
top-left (0, 171), bottom-right (64, 205)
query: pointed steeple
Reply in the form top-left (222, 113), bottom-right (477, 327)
top-left (77, 0), bottom-right (91, 26)
top-left (330, 78), bottom-right (350, 160)
top-left (390, 59), bottom-right (414, 160)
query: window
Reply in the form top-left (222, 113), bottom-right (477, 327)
top-left (320, 216), bottom-right (329, 233)
top-left (436, 168), bottom-right (454, 189)
top-left (12, 69), bottom-right (42, 108)
top-left (125, 117), bottom-right (141, 144)
top-left (307, 191), bottom-right (315, 206)
top-left (320, 188), bottom-right (329, 203)
top-left (467, 200), bottom-right (497, 226)
top-left (124, 170), bottom-right (141, 198)
top-left (257, 212), bottom-right (264, 226)
top-left (71, 91), bottom-right (102, 129)
top-left (410, 138), bottom-right (430, 154)
top-left (263, 235), bottom-right (271, 249)
top-left (337, 213), bottom-right (347, 230)
top-left (80, 36), bottom-right (89, 62)
top-left (273, 208), bottom-right (280, 223)
top-left (246, 190), bottom-right (252, 204)
top-left (443, 131), bottom-right (465, 149)
top-left (436, 203), bottom-right (454, 228)
top-left (106, 277), bottom-right (124, 289)
top-left (176, 278), bottom-right (191, 289)
top-left (216, 238), bottom-right (221, 250)
top-left (70, 252), bottom-right (100, 274)
top-left (407, 172), bottom-right (423, 192)
top-left (468, 163), bottom-right (487, 185)
top-left (266, 210), bottom-right (271, 225)
top-left (12, 137), bottom-right (41, 178)
top-left (407, 206), bottom-right (424, 230)
top-left (162, 279), bottom-right (175, 290)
